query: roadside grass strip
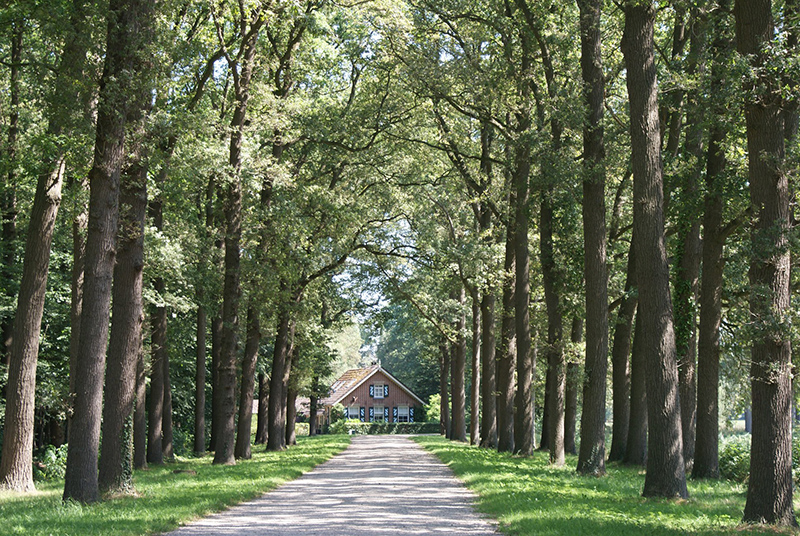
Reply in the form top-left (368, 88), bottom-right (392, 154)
top-left (0, 435), bottom-right (350, 536)
top-left (414, 435), bottom-right (799, 536)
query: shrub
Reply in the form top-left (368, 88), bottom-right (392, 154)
top-left (329, 421), bottom-right (439, 435)
top-left (719, 434), bottom-right (751, 482)
top-left (32, 444), bottom-right (68, 482)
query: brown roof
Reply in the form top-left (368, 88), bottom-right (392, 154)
top-left (320, 364), bottom-right (424, 406)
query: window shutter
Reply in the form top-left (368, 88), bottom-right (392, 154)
top-left (344, 407), bottom-right (349, 419)
top-left (360, 407), bottom-right (365, 422)
top-left (409, 407), bottom-right (415, 423)
top-left (369, 384), bottom-right (374, 398)
top-left (384, 385), bottom-right (389, 397)
top-left (369, 407), bottom-right (375, 422)
top-left (384, 407), bottom-right (389, 421)
top-left (393, 407), bottom-right (398, 423)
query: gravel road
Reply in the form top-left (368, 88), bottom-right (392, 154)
top-left (164, 435), bottom-right (498, 536)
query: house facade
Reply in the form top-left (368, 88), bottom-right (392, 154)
top-left (314, 364), bottom-right (424, 431)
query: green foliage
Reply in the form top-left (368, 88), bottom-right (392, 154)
top-left (32, 444), bottom-right (68, 482)
top-left (424, 393), bottom-right (441, 423)
top-left (718, 434), bottom-right (752, 483)
top-left (328, 421), bottom-right (438, 435)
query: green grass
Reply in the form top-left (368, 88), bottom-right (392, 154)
top-left (415, 436), bottom-right (799, 536)
top-left (0, 435), bottom-right (350, 536)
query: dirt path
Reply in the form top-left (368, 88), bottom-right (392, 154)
top-left (164, 435), bottom-right (498, 535)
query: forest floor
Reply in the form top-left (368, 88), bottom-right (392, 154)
top-left (415, 435), bottom-right (799, 535)
top-left (163, 434), bottom-right (498, 535)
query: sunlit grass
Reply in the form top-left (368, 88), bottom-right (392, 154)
top-left (0, 435), bottom-right (350, 536)
top-left (415, 435), bottom-right (799, 535)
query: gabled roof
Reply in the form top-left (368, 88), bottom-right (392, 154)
top-left (321, 364), bottom-right (425, 406)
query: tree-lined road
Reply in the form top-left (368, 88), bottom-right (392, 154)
top-left (165, 436), bottom-right (497, 536)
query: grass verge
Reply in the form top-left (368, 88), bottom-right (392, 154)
top-left (414, 435), bottom-right (799, 535)
top-left (0, 435), bottom-right (350, 536)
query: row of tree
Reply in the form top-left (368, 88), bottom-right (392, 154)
top-left (0, 0), bottom-right (796, 529)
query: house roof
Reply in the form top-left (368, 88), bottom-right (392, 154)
top-left (321, 364), bottom-right (425, 406)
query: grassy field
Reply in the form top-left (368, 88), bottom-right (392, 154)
top-left (415, 435), bottom-right (798, 536)
top-left (0, 435), bottom-right (349, 536)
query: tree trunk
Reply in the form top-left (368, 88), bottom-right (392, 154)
top-left (624, 311), bottom-right (647, 465)
top-left (736, 0), bottom-right (795, 525)
top-left (539, 361), bottom-right (551, 452)
top-left (98, 113), bottom-right (149, 494)
top-left (194, 302), bottom-right (207, 455)
top-left (209, 314), bottom-right (222, 452)
top-left (451, 287), bottom-right (467, 442)
top-left (576, 0), bottom-right (609, 475)
top-left (284, 346), bottom-right (300, 447)
top-left (1, 21), bottom-right (21, 367)
top-left (512, 63), bottom-right (534, 455)
top-left (147, 278), bottom-right (166, 466)
top-left (267, 303), bottom-right (295, 451)
top-left (133, 344), bottom-right (147, 469)
top-left (235, 306), bottom-right (260, 459)
top-left (470, 294), bottom-right (480, 445)
top-left (255, 372), bottom-right (268, 444)
top-left (309, 394), bottom-right (318, 436)
top-left (439, 341), bottom-right (451, 438)
top-left (541, 192), bottom-right (565, 465)
top-left (479, 289), bottom-right (497, 448)
top-left (564, 317), bottom-right (581, 456)
top-left (608, 240), bottom-right (636, 463)
top-left (0, 17), bottom-right (74, 492)
top-left (162, 339), bottom-right (174, 461)
top-left (673, 12), bottom-right (707, 473)
top-left (63, 0), bottom-right (154, 504)
top-left (693, 6), bottom-right (731, 478)
top-left (68, 181), bottom-right (87, 439)
top-left (623, 1), bottom-right (688, 498)
top-left (496, 206), bottom-right (516, 453)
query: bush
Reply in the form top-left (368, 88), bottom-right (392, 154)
top-left (328, 421), bottom-right (440, 435)
top-left (719, 434), bottom-right (800, 483)
top-left (32, 444), bottom-right (68, 482)
top-left (719, 434), bottom-right (751, 482)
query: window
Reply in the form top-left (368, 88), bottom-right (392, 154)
top-left (398, 405), bottom-right (409, 423)
top-left (374, 405), bottom-right (384, 422)
top-left (348, 404), bottom-right (360, 420)
top-left (374, 383), bottom-right (384, 399)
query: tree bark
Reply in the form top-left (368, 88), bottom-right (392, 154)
top-left (98, 109), bottom-right (149, 494)
top-left (470, 294), bottom-right (480, 445)
top-left (162, 336), bottom-right (174, 461)
top-left (622, 1), bottom-right (688, 498)
top-left (564, 317), bottom-right (581, 456)
top-left (736, 0), bottom-right (796, 525)
top-left (63, 0), bottom-right (154, 503)
top-left (576, 0), bottom-right (609, 475)
top-left (147, 276), bottom-right (166, 466)
top-left (284, 346), bottom-right (300, 447)
top-left (624, 310), bottom-right (647, 465)
top-left (693, 5), bottom-right (731, 478)
top-left (267, 301), bottom-right (296, 451)
top-left (194, 301), bottom-right (207, 455)
top-left (451, 287), bottom-right (467, 442)
top-left (133, 344), bottom-right (147, 469)
top-left (235, 306), bottom-right (260, 459)
top-left (209, 314), bottom-right (222, 452)
top-left (496, 203), bottom-right (516, 453)
top-left (608, 240), bottom-right (636, 463)
top-left (479, 289), bottom-right (497, 448)
top-left (255, 372), bottom-right (268, 444)
top-left (439, 341), bottom-right (451, 438)
top-left (541, 192), bottom-right (565, 465)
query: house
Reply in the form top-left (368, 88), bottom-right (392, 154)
top-left (313, 364), bottom-right (424, 431)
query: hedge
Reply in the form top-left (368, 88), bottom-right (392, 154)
top-left (329, 421), bottom-right (440, 435)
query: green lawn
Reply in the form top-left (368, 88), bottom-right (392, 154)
top-left (415, 435), bottom-right (798, 535)
top-left (0, 435), bottom-right (349, 536)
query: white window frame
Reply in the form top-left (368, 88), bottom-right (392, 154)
top-left (348, 404), bottom-right (360, 421)
top-left (374, 382), bottom-right (384, 399)
top-left (374, 405), bottom-right (385, 422)
top-left (398, 405), bottom-right (409, 423)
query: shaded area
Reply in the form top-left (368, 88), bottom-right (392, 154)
top-left (166, 436), bottom-right (497, 536)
